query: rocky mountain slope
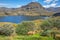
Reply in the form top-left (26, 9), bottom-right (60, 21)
top-left (46, 7), bottom-right (60, 13)
top-left (0, 2), bottom-right (53, 16)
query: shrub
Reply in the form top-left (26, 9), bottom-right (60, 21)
top-left (40, 17), bottom-right (60, 39)
top-left (40, 29), bottom-right (52, 36)
top-left (40, 17), bottom-right (60, 30)
top-left (16, 21), bottom-right (35, 35)
top-left (0, 24), bottom-right (14, 36)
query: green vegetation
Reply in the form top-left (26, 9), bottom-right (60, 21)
top-left (0, 24), bottom-right (14, 36)
top-left (40, 17), bottom-right (60, 40)
top-left (40, 17), bottom-right (60, 30)
top-left (0, 35), bottom-right (54, 40)
top-left (16, 21), bottom-right (35, 35)
top-left (0, 17), bottom-right (60, 40)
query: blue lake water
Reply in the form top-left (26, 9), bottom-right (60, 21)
top-left (0, 16), bottom-right (49, 23)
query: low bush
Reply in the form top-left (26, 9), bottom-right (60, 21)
top-left (16, 21), bottom-right (35, 35)
top-left (0, 24), bottom-right (14, 36)
top-left (40, 17), bottom-right (60, 30)
top-left (40, 29), bottom-right (52, 36)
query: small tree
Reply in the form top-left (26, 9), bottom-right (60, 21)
top-left (16, 21), bottom-right (35, 35)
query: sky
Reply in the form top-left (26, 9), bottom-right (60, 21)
top-left (0, 0), bottom-right (60, 8)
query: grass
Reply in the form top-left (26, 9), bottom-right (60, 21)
top-left (0, 34), bottom-right (54, 40)
top-left (0, 32), bottom-right (54, 40)
top-left (0, 35), bottom-right (8, 40)
top-left (11, 35), bottom-right (54, 40)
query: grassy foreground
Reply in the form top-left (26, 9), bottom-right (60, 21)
top-left (0, 35), bottom-right (54, 40)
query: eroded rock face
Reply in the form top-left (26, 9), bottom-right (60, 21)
top-left (0, 2), bottom-right (53, 16)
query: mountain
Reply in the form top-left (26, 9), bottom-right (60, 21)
top-left (0, 7), bottom-right (17, 16)
top-left (46, 7), bottom-right (60, 13)
top-left (16, 2), bottom-right (53, 16)
top-left (0, 2), bottom-right (53, 16)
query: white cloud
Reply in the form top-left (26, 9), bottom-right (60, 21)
top-left (43, 5), bottom-right (50, 8)
top-left (57, 5), bottom-right (60, 7)
top-left (44, 0), bottom-right (59, 4)
top-left (53, 0), bottom-right (58, 3)
top-left (0, 3), bottom-right (8, 6)
top-left (0, 3), bottom-right (17, 8)
top-left (43, 0), bottom-right (59, 8)
top-left (44, 0), bottom-right (53, 3)
top-left (50, 3), bottom-right (57, 7)
top-left (16, 5), bottom-right (22, 7)
top-left (0, 3), bottom-right (12, 8)
top-left (43, 3), bottom-right (57, 8)
top-left (55, 0), bottom-right (58, 1)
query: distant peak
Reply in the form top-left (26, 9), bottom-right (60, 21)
top-left (29, 2), bottom-right (40, 4)
top-left (26, 2), bottom-right (43, 8)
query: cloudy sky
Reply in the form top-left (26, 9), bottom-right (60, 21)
top-left (0, 0), bottom-right (60, 8)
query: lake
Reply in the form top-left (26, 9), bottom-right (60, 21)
top-left (0, 16), bottom-right (49, 23)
